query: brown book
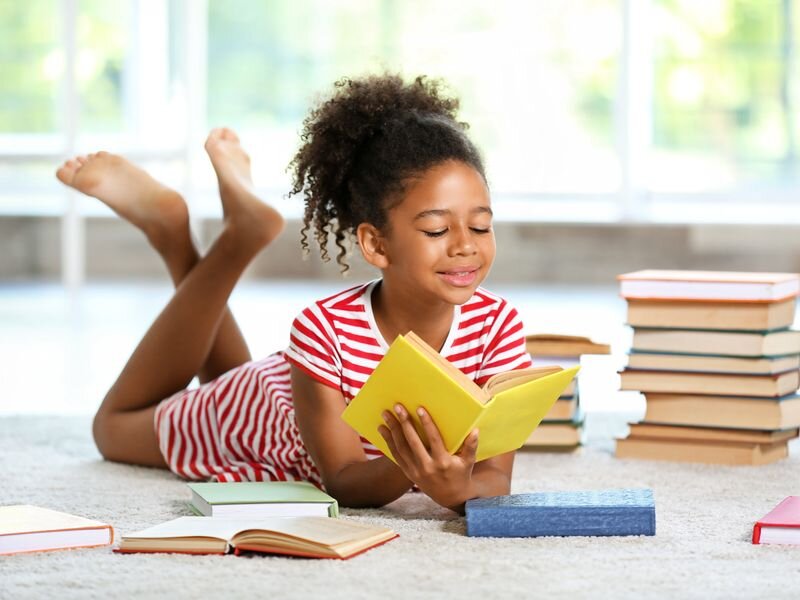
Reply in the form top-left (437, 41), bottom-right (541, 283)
top-left (631, 328), bottom-right (800, 357)
top-left (541, 397), bottom-right (578, 421)
top-left (522, 421), bottom-right (582, 447)
top-left (615, 436), bottom-right (788, 465)
top-left (642, 392), bottom-right (800, 430)
top-left (627, 422), bottom-right (799, 445)
top-left (525, 334), bottom-right (610, 357)
top-left (619, 368), bottom-right (799, 398)
top-left (626, 352), bottom-right (800, 376)
top-left (626, 298), bottom-right (796, 331)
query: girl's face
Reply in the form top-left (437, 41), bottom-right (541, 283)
top-left (374, 160), bottom-right (496, 306)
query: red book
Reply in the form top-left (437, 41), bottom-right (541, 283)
top-left (752, 496), bottom-right (800, 545)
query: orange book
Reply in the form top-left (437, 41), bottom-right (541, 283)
top-left (0, 505), bottom-right (113, 555)
top-left (618, 270), bottom-right (800, 303)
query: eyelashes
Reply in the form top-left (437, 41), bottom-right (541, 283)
top-left (422, 228), bottom-right (492, 238)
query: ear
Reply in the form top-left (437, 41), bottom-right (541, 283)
top-left (356, 223), bottom-right (390, 269)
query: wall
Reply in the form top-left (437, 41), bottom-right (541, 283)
top-left (1, 217), bottom-right (798, 283)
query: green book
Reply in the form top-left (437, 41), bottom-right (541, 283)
top-left (187, 481), bottom-right (338, 518)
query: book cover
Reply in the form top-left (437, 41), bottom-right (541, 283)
top-left (626, 351), bottom-right (800, 376)
top-left (628, 422), bottom-right (799, 445)
top-left (625, 298), bottom-right (797, 331)
top-left (341, 333), bottom-right (579, 462)
top-left (619, 368), bottom-right (800, 398)
top-left (0, 505), bottom-right (113, 556)
top-left (525, 334), bottom-right (610, 357)
top-left (752, 496), bottom-right (800, 545)
top-left (618, 270), bottom-right (800, 302)
top-left (642, 392), bottom-right (800, 430)
top-left (187, 481), bottom-right (339, 518)
top-left (541, 397), bottom-right (579, 421)
top-left (117, 516), bottom-right (397, 559)
top-left (521, 421), bottom-right (583, 450)
top-left (615, 435), bottom-right (788, 466)
top-left (631, 327), bottom-right (800, 358)
top-left (465, 489), bottom-right (655, 538)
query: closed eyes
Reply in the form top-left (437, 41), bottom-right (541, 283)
top-left (421, 227), bottom-right (492, 238)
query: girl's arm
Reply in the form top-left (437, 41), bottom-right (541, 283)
top-left (290, 366), bottom-right (413, 507)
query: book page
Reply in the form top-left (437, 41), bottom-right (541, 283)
top-left (123, 517), bottom-right (244, 542)
top-left (483, 366), bottom-right (562, 396)
top-left (233, 517), bottom-right (394, 547)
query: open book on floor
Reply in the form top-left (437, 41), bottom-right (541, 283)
top-left (117, 516), bottom-right (397, 559)
top-left (341, 331), bottom-right (579, 462)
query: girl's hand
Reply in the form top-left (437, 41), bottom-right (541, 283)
top-left (378, 403), bottom-right (479, 511)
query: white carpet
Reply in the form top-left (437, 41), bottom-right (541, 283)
top-left (1, 414), bottom-right (799, 600)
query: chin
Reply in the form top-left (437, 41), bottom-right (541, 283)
top-left (440, 283), bottom-right (481, 306)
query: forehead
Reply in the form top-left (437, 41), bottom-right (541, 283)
top-left (394, 161), bottom-right (491, 217)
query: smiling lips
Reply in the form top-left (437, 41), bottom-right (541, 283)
top-left (437, 267), bottom-right (479, 287)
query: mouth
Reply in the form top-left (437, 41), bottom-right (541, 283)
top-left (437, 267), bottom-right (480, 288)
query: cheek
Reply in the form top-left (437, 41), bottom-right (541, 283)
top-left (480, 233), bottom-right (497, 257)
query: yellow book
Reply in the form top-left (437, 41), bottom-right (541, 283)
top-left (341, 332), bottom-right (580, 462)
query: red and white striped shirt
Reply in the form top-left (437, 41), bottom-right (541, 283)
top-left (284, 280), bottom-right (533, 459)
top-left (155, 280), bottom-right (531, 483)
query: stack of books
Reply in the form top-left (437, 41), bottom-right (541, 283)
top-left (615, 270), bottom-right (800, 465)
top-left (522, 334), bottom-right (611, 451)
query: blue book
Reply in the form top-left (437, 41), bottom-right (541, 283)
top-left (465, 488), bottom-right (655, 537)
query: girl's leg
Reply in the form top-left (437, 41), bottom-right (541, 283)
top-left (56, 130), bottom-right (284, 467)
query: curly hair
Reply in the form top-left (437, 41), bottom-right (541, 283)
top-left (288, 74), bottom-right (486, 271)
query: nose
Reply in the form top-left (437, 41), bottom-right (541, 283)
top-left (448, 225), bottom-right (477, 256)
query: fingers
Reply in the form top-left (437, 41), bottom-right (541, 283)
top-left (456, 428), bottom-right (479, 463)
top-left (378, 408), bottom-right (414, 468)
top-left (416, 407), bottom-right (449, 462)
top-left (378, 423), bottom-right (408, 470)
top-left (379, 405), bottom-right (433, 469)
top-left (392, 404), bottom-right (433, 463)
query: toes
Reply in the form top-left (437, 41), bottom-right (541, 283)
top-left (220, 127), bottom-right (240, 142)
top-left (56, 163), bottom-right (76, 184)
top-left (206, 127), bottom-right (239, 143)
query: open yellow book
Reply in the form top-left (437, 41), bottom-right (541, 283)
top-left (342, 332), bottom-right (580, 462)
top-left (117, 516), bottom-right (397, 560)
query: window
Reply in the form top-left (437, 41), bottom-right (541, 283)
top-left (0, 0), bottom-right (798, 280)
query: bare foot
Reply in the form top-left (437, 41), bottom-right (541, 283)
top-left (204, 128), bottom-right (285, 248)
top-left (56, 152), bottom-right (189, 254)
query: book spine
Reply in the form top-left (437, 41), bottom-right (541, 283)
top-left (466, 506), bottom-right (656, 537)
top-left (752, 523), bottom-right (762, 544)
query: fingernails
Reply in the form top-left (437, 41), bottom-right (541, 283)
top-left (382, 411), bottom-right (390, 423)
top-left (417, 408), bottom-right (425, 418)
top-left (394, 404), bottom-right (404, 416)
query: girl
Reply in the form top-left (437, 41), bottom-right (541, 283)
top-left (56, 74), bottom-right (532, 514)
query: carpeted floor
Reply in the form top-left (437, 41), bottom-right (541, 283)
top-left (1, 414), bottom-right (799, 600)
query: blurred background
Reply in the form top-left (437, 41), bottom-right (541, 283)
top-left (1, 0), bottom-right (798, 415)
top-left (1, 0), bottom-right (799, 285)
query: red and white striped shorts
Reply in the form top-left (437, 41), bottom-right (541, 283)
top-left (153, 353), bottom-right (322, 485)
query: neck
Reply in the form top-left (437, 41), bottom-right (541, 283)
top-left (371, 278), bottom-right (455, 352)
